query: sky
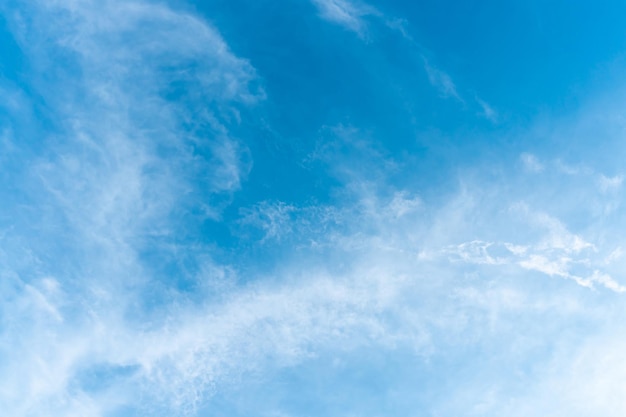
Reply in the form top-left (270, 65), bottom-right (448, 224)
top-left (3, 0), bottom-right (626, 416)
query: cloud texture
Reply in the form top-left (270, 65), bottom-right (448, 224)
top-left (3, 1), bottom-right (626, 416)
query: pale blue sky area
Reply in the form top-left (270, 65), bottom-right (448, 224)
top-left (2, 1), bottom-right (626, 416)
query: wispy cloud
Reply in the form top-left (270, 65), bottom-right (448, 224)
top-left (520, 152), bottom-right (544, 172)
top-left (4, 1), bottom-right (626, 416)
top-left (422, 58), bottom-right (462, 101)
top-left (476, 97), bottom-right (498, 122)
top-left (310, 0), bottom-right (409, 40)
top-left (237, 111), bottom-right (626, 413)
top-left (310, 0), bottom-right (497, 120)
top-left (0, 0), bottom-right (264, 414)
top-left (310, 0), bottom-right (377, 36)
top-left (599, 174), bottom-right (623, 192)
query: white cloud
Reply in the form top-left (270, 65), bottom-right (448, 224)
top-left (599, 174), bottom-right (623, 192)
top-left (554, 159), bottom-right (592, 175)
top-left (520, 152), bottom-right (544, 173)
top-left (443, 204), bottom-right (623, 292)
top-left (446, 240), bottom-right (503, 265)
top-left (470, 329), bottom-right (626, 417)
top-left (239, 201), bottom-right (298, 242)
top-left (0, 0), bottom-right (265, 415)
top-left (310, 0), bottom-right (377, 36)
top-left (423, 58), bottom-right (462, 101)
top-left (476, 97), bottom-right (498, 122)
top-left (4, 2), bottom-right (626, 416)
top-left (310, 0), bottom-right (410, 40)
top-left (387, 191), bottom-right (422, 218)
top-left (238, 190), bottom-right (421, 248)
top-left (310, 0), bottom-right (494, 115)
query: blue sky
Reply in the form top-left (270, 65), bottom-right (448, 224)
top-left (3, 0), bottom-right (626, 416)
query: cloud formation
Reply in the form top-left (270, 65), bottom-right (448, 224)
top-left (3, 1), bottom-right (626, 417)
top-left (423, 58), bottom-right (462, 101)
top-left (0, 0), bottom-right (263, 414)
top-left (311, 0), bottom-right (376, 36)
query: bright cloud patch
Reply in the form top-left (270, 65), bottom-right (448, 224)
top-left (310, 0), bottom-right (378, 36)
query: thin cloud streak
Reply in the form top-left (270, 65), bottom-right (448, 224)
top-left (310, 0), bottom-right (497, 119)
top-left (310, 0), bottom-right (380, 37)
top-left (422, 57), bottom-right (462, 101)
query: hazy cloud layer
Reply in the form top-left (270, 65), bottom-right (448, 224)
top-left (3, 1), bottom-right (626, 416)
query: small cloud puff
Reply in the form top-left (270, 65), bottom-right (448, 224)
top-left (599, 174), bottom-right (623, 193)
top-left (520, 152), bottom-right (544, 173)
